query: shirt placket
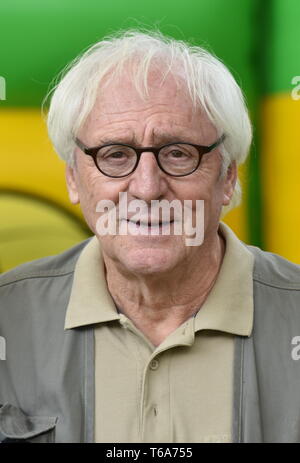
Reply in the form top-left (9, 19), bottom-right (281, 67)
top-left (119, 314), bottom-right (195, 443)
top-left (139, 352), bottom-right (171, 442)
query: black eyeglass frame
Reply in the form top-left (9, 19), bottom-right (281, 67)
top-left (74, 134), bottom-right (226, 178)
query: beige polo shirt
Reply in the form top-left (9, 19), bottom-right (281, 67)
top-left (65, 222), bottom-right (254, 443)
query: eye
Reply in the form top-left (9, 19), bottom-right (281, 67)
top-left (161, 145), bottom-right (196, 161)
top-left (168, 149), bottom-right (188, 158)
top-left (100, 148), bottom-right (128, 159)
top-left (98, 145), bottom-right (135, 163)
top-left (106, 151), bottom-right (127, 159)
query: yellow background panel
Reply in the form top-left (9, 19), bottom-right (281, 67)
top-left (261, 93), bottom-right (300, 263)
top-left (0, 193), bottom-right (89, 272)
top-left (0, 108), bottom-right (82, 219)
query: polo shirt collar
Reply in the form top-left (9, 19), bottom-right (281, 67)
top-left (64, 236), bottom-right (119, 329)
top-left (193, 222), bottom-right (254, 337)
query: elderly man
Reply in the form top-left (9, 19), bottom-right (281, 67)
top-left (1, 30), bottom-right (300, 444)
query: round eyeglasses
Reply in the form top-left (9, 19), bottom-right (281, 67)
top-left (74, 134), bottom-right (225, 178)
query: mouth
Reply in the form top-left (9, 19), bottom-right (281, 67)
top-left (126, 219), bottom-right (175, 227)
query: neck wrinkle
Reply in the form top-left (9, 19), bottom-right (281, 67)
top-left (104, 230), bottom-right (226, 324)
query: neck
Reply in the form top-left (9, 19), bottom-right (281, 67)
top-left (102, 228), bottom-right (226, 346)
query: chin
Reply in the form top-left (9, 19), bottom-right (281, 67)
top-left (118, 245), bottom-right (180, 275)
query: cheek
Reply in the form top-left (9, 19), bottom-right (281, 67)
top-left (73, 170), bottom-right (108, 231)
top-left (175, 177), bottom-right (216, 202)
top-left (79, 173), bottom-right (101, 206)
top-left (180, 173), bottom-right (225, 225)
top-left (75, 168), bottom-right (129, 233)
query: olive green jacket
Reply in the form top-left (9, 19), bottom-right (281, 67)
top-left (0, 239), bottom-right (300, 443)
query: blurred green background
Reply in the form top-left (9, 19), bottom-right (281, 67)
top-left (0, 0), bottom-right (300, 272)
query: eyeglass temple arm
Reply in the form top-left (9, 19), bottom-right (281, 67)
top-left (208, 133), bottom-right (226, 151)
top-left (74, 138), bottom-right (88, 153)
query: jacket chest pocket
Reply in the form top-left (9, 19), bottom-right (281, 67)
top-left (0, 403), bottom-right (58, 443)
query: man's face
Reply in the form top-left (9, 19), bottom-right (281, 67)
top-left (66, 71), bottom-right (236, 275)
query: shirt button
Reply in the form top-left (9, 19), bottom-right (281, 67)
top-left (150, 359), bottom-right (159, 370)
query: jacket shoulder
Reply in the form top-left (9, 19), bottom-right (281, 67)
top-left (246, 244), bottom-right (300, 289)
top-left (0, 238), bottom-right (91, 287)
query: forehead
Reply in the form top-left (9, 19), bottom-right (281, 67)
top-left (98, 69), bottom-right (191, 110)
top-left (80, 70), bottom-right (216, 144)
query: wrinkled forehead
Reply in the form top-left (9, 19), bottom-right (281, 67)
top-left (97, 66), bottom-right (192, 111)
top-left (80, 65), bottom-right (215, 140)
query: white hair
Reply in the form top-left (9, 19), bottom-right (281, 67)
top-left (45, 29), bottom-right (252, 212)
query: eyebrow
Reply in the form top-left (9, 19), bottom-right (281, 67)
top-left (93, 133), bottom-right (189, 147)
top-left (95, 136), bottom-right (136, 146)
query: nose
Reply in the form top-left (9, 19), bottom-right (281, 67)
top-left (127, 151), bottom-right (168, 202)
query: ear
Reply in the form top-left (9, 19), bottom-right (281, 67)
top-left (65, 164), bottom-right (80, 205)
top-left (222, 161), bottom-right (237, 206)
